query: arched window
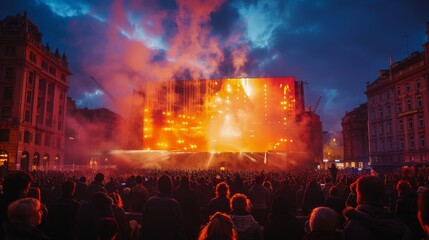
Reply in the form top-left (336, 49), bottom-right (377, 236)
top-left (33, 152), bottom-right (40, 170)
top-left (0, 150), bottom-right (8, 167)
top-left (43, 153), bottom-right (50, 170)
top-left (21, 151), bottom-right (30, 172)
top-left (55, 154), bottom-right (60, 169)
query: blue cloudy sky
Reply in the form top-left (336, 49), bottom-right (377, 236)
top-left (1, 0), bottom-right (428, 131)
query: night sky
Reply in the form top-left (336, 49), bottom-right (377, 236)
top-left (1, 0), bottom-right (428, 132)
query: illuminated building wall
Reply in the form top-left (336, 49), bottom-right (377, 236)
top-left (0, 13), bottom-right (70, 170)
top-left (366, 23), bottom-right (429, 168)
top-left (136, 77), bottom-right (305, 152)
top-left (342, 103), bottom-right (369, 168)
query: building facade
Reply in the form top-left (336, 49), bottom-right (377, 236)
top-left (366, 22), bottom-right (429, 169)
top-left (0, 13), bottom-right (70, 170)
top-left (342, 103), bottom-right (369, 168)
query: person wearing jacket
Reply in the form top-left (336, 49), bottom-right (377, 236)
top-left (343, 175), bottom-right (412, 240)
top-left (141, 175), bottom-right (185, 240)
top-left (230, 193), bottom-right (261, 240)
top-left (4, 198), bottom-right (50, 240)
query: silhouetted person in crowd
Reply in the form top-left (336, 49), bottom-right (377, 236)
top-left (325, 186), bottom-right (344, 219)
top-left (75, 176), bottom-right (88, 202)
top-left (207, 182), bottom-right (231, 219)
top-left (301, 180), bottom-right (324, 215)
top-left (76, 192), bottom-right (114, 240)
top-left (303, 207), bottom-right (340, 240)
top-left (48, 180), bottom-right (81, 240)
top-left (129, 175), bottom-right (148, 212)
top-left (97, 218), bottom-right (119, 240)
top-left (248, 175), bottom-right (270, 226)
top-left (230, 193), bottom-right (261, 240)
top-left (27, 187), bottom-right (49, 235)
top-left (343, 175), bottom-right (412, 240)
top-left (321, 178), bottom-right (334, 201)
top-left (262, 181), bottom-right (274, 211)
top-left (141, 175), bottom-right (185, 240)
top-left (105, 177), bottom-right (119, 194)
top-left (264, 195), bottom-right (300, 240)
top-left (109, 191), bottom-right (131, 240)
top-left (329, 164), bottom-right (338, 183)
top-left (418, 188), bottom-right (429, 238)
top-left (0, 171), bottom-right (33, 238)
top-left (85, 173), bottom-right (107, 200)
top-left (274, 180), bottom-right (297, 216)
top-left (4, 198), bottom-right (50, 240)
top-left (198, 212), bottom-right (237, 240)
top-left (395, 180), bottom-right (424, 239)
top-left (230, 174), bottom-right (245, 195)
top-left (345, 181), bottom-right (357, 208)
top-left (174, 176), bottom-right (200, 240)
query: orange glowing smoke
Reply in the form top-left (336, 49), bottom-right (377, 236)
top-left (135, 77), bottom-right (304, 152)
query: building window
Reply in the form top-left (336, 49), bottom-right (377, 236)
top-left (56, 138), bottom-right (61, 148)
top-left (29, 52), bottom-right (36, 63)
top-left (408, 117), bottom-right (414, 130)
top-left (397, 101), bottom-right (402, 113)
top-left (406, 98), bottom-right (412, 111)
top-left (388, 138), bottom-right (393, 150)
top-left (379, 108), bottom-right (383, 119)
top-left (24, 131), bottom-right (31, 143)
top-left (373, 140), bottom-right (378, 151)
top-left (417, 80), bottom-right (421, 89)
top-left (396, 87), bottom-right (401, 95)
top-left (420, 135), bottom-right (426, 148)
top-left (5, 67), bottom-right (14, 80)
top-left (399, 119), bottom-right (404, 131)
top-left (379, 124), bottom-right (384, 134)
top-left (386, 105), bottom-right (391, 115)
top-left (26, 90), bottom-right (32, 104)
top-left (44, 134), bottom-right (50, 147)
top-left (49, 66), bottom-right (56, 76)
top-left (417, 95), bottom-right (422, 108)
top-left (3, 87), bottom-right (13, 100)
top-left (371, 111), bottom-right (375, 120)
top-left (399, 137), bottom-right (405, 149)
top-left (61, 73), bottom-right (66, 81)
top-left (0, 129), bottom-right (9, 142)
top-left (25, 110), bottom-right (31, 122)
top-left (35, 133), bottom-right (41, 145)
top-left (4, 47), bottom-right (16, 56)
top-left (41, 60), bottom-right (48, 70)
top-left (419, 115), bottom-right (424, 128)
top-left (406, 83), bottom-right (410, 92)
top-left (58, 121), bottom-right (62, 131)
top-left (28, 71), bottom-right (35, 85)
top-left (387, 122), bottom-right (392, 134)
top-left (1, 107), bottom-right (11, 118)
top-left (410, 136), bottom-right (415, 149)
top-left (372, 126), bottom-right (377, 136)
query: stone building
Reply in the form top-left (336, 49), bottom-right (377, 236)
top-left (0, 12), bottom-right (70, 170)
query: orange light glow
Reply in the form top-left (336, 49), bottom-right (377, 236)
top-left (138, 77), bottom-right (301, 152)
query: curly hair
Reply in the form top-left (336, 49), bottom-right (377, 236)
top-left (198, 212), bottom-right (237, 240)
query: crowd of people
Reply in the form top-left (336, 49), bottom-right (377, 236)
top-left (0, 166), bottom-right (428, 240)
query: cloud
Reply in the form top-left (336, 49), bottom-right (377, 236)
top-left (35, 0), bottom-right (90, 18)
top-left (1, 0), bottom-right (428, 132)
